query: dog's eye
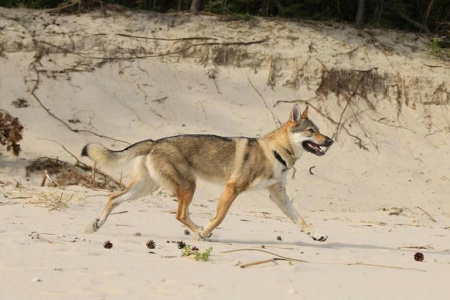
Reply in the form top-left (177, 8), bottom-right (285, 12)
top-left (308, 128), bottom-right (315, 133)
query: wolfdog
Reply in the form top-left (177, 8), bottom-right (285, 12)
top-left (82, 105), bottom-right (333, 241)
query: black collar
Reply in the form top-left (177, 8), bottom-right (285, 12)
top-left (273, 150), bottom-right (287, 169)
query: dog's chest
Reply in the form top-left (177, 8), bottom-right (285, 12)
top-left (248, 177), bottom-right (280, 190)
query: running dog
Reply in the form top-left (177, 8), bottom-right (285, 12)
top-left (82, 105), bottom-right (333, 241)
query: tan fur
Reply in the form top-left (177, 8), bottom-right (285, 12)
top-left (82, 105), bottom-right (333, 242)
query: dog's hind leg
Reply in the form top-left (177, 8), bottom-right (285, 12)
top-left (175, 185), bottom-right (202, 235)
top-left (84, 157), bottom-right (159, 233)
top-left (268, 183), bottom-right (327, 242)
top-left (148, 157), bottom-right (203, 236)
top-left (84, 178), bottom-right (159, 233)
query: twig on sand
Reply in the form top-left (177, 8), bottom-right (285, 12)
top-left (223, 248), bottom-right (426, 272)
top-left (114, 33), bottom-right (218, 42)
top-left (240, 258), bottom-right (287, 268)
top-left (42, 170), bottom-right (56, 187)
top-left (398, 245), bottom-right (434, 250)
top-left (223, 249), bottom-right (308, 268)
top-left (415, 206), bottom-right (437, 223)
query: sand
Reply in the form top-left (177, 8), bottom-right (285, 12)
top-left (1, 7), bottom-right (449, 299)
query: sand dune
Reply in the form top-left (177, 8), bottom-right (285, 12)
top-left (1, 7), bottom-right (449, 299)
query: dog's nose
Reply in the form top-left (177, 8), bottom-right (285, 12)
top-left (324, 137), bottom-right (333, 147)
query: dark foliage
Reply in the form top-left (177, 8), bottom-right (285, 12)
top-left (1, 0), bottom-right (448, 33)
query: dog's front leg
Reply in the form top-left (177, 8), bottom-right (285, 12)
top-left (199, 181), bottom-right (240, 240)
top-left (268, 183), bottom-right (327, 242)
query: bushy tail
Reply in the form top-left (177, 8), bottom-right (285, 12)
top-left (81, 140), bottom-right (154, 167)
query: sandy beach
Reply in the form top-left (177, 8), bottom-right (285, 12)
top-left (1, 7), bottom-right (449, 299)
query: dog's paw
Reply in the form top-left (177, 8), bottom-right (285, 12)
top-left (83, 220), bottom-right (99, 234)
top-left (311, 233), bottom-right (328, 242)
top-left (197, 230), bottom-right (213, 241)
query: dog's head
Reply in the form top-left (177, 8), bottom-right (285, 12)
top-left (287, 105), bottom-right (333, 157)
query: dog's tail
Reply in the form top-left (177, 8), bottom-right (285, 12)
top-left (81, 140), bottom-right (154, 167)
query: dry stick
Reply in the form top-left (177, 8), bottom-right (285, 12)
top-left (114, 33), bottom-right (218, 42)
top-left (398, 245), bottom-right (434, 250)
top-left (43, 170), bottom-right (56, 186)
top-left (223, 248), bottom-right (425, 272)
top-left (38, 138), bottom-right (82, 164)
top-left (415, 206), bottom-right (437, 223)
top-left (40, 171), bottom-right (47, 187)
top-left (241, 258), bottom-right (287, 268)
top-left (223, 248), bottom-right (310, 263)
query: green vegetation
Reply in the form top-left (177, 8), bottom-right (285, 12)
top-left (181, 245), bottom-right (213, 261)
top-left (429, 37), bottom-right (442, 56)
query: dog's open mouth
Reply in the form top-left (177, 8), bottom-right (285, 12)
top-left (302, 141), bottom-right (326, 156)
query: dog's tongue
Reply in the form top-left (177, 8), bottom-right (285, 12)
top-left (307, 141), bottom-right (325, 155)
top-left (309, 142), bottom-right (320, 151)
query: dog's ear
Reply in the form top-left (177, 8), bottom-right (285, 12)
top-left (289, 104), bottom-right (301, 122)
top-left (300, 105), bottom-right (308, 119)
